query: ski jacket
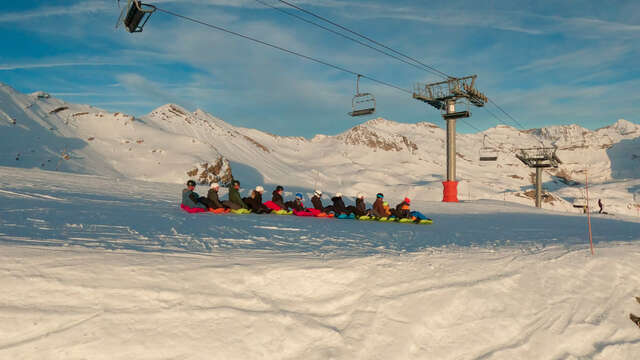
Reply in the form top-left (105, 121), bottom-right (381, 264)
top-left (355, 198), bottom-right (368, 216)
top-left (182, 189), bottom-right (206, 209)
top-left (331, 196), bottom-right (347, 213)
top-left (207, 189), bottom-right (225, 209)
top-left (289, 199), bottom-right (305, 212)
top-left (372, 198), bottom-right (386, 217)
top-left (395, 201), bottom-right (411, 218)
top-left (228, 186), bottom-right (247, 209)
top-left (311, 195), bottom-right (324, 210)
top-left (272, 191), bottom-right (286, 209)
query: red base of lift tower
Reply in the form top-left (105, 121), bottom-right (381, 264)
top-left (442, 181), bottom-right (459, 202)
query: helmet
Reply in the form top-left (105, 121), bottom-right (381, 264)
top-left (187, 180), bottom-right (196, 187)
top-left (314, 190), bottom-right (322, 197)
top-left (210, 182), bottom-right (219, 189)
top-left (275, 185), bottom-right (284, 192)
top-left (404, 197), bottom-right (411, 204)
top-left (335, 192), bottom-right (342, 198)
top-left (357, 193), bottom-right (364, 199)
top-left (255, 185), bottom-right (264, 193)
top-left (295, 193), bottom-right (303, 199)
top-left (376, 193), bottom-right (384, 198)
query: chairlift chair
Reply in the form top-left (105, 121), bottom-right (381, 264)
top-left (572, 197), bottom-right (587, 209)
top-left (116, 0), bottom-right (156, 33)
top-left (348, 75), bottom-right (376, 117)
top-left (479, 134), bottom-right (498, 161)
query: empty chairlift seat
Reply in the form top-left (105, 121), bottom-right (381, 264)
top-left (117, 0), bottom-right (156, 33)
top-left (348, 75), bottom-right (376, 117)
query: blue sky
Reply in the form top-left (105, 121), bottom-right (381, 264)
top-left (1, 0), bottom-right (638, 137)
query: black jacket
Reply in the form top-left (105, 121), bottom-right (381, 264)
top-left (355, 198), bottom-right (368, 216)
top-left (331, 196), bottom-right (347, 213)
top-left (272, 191), bottom-right (286, 209)
top-left (311, 195), bottom-right (324, 210)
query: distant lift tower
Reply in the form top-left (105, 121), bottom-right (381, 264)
top-left (516, 148), bottom-right (562, 208)
top-left (413, 75), bottom-right (488, 202)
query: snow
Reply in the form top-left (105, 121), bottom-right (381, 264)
top-left (1, 166), bottom-right (640, 359)
top-left (2, 81), bottom-right (640, 358)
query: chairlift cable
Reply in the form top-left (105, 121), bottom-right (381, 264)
top-left (276, 0), bottom-right (451, 80)
top-left (155, 7), bottom-right (412, 95)
top-left (253, 0), bottom-right (445, 79)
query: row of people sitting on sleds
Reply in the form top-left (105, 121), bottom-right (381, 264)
top-left (181, 179), bottom-right (429, 222)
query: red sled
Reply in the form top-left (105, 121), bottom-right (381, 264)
top-left (180, 204), bottom-right (208, 213)
top-left (264, 201), bottom-right (281, 211)
top-left (293, 210), bottom-right (314, 217)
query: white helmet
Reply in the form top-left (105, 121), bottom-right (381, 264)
top-left (357, 193), bottom-right (364, 199)
top-left (255, 185), bottom-right (264, 193)
top-left (210, 182), bottom-right (219, 189)
top-left (314, 190), bottom-right (322, 197)
top-left (335, 192), bottom-right (342, 197)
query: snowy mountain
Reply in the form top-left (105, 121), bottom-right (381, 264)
top-left (1, 82), bottom-right (639, 215)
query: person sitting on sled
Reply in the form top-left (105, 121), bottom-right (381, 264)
top-left (395, 197), bottom-right (412, 219)
top-left (311, 190), bottom-right (335, 214)
top-left (372, 193), bottom-right (386, 217)
top-left (354, 193), bottom-right (372, 217)
top-left (182, 180), bottom-right (213, 211)
top-left (331, 192), bottom-right (354, 216)
top-left (272, 185), bottom-right (288, 210)
top-left (225, 179), bottom-right (247, 210)
top-left (243, 186), bottom-right (271, 214)
top-left (288, 193), bottom-right (306, 212)
top-left (207, 183), bottom-right (227, 210)
top-left (382, 201), bottom-right (393, 217)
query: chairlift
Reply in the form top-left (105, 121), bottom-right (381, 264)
top-left (572, 197), bottom-right (587, 209)
top-left (479, 134), bottom-right (498, 161)
top-left (116, 0), bottom-right (156, 33)
top-left (348, 75), bottom-right (376, 117)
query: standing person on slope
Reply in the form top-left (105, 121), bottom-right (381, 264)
top-left (598, 199), bottom-right (604, 214)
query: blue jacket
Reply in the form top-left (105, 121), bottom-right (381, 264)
top-left (182, 189), bottom-right (206, 209)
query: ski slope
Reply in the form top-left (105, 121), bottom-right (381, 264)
top-left (2, 82), bottom-right (640, 217)
top-left (1, 167), bottom-right (640, 359)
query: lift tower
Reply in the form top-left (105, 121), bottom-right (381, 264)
top-left (516, 148), bottom-right (561, 208)
top-left (413, 75), bottom-right (488, 202)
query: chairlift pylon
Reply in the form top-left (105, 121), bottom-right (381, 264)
top-left (116, 0), bottom-right (156, 33)
top-left (479, 134), bottom-right (498, 161)
top-left (348, 75), bottom-right (376, 117)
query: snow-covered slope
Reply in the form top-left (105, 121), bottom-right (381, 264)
top-left (0, 83), bottom-right (232, 184)
top-left (1, 166), bottom-right (640, 359)
top-left (2, 82), bottom-right (639, 215)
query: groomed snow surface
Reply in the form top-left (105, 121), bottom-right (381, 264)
top-left (1, 167), bottom-right (640, 359)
